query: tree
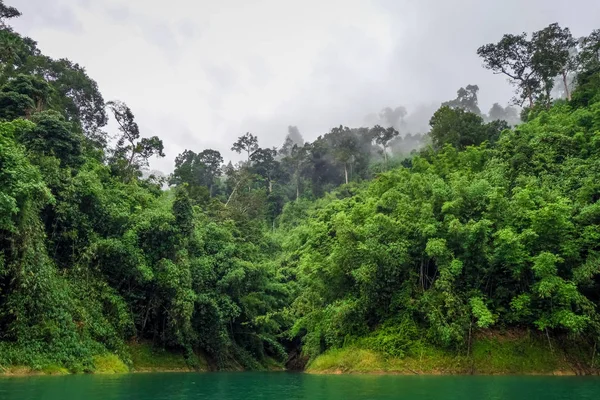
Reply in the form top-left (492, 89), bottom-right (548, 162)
top-left (0, 30), bottom-right (40, 86)
top-left (171, 150), bottom-right (198, 185)
top-left (532, 23), bottom-right (577, 101)
top-left (170, 150), bottom-right (211, 204)
top-left (578, 29), bottom-right (600, 74)
top-left (279, 136), bottom-right (295, 158)
top-left (443, 84), bottom-right (481, 114)
top-left (328, 126), bottom-right (358, 185)
top-left (281, 143), bottom-right (310, 200)
top-left (0, 74), bottom-right (53, 120)
top-left (371, 124), bottom-right (399, 170)
top-left (0, 90), bottom-right (32, 120)
top-left (107, 100), bottom-right (164, 181)
top-left (1, 74), bottom-right (52, 111)
top-left (0, 0), bottom-right (20, 29)
top-left (478, 33), bottom-right (540, 107)
top-left (250, 147), bottom-right (281, 194)
top-left (37, 58), bottom-right (108, 146)
top-left (197, 149), bottom-right (223, 196)
top-left (429, 106), bottom-right (488, 149)
top-left (21, 110), bottom-right (84, 168)
top-left (231, 132), bottom-right (258, 162)
top-left (488, 103), bottom-right (520, 126)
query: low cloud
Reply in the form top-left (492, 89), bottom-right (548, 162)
top-left (9, 0), bottom-right (600, 173)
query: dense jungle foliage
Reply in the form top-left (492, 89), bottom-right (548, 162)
top-left (1, 1), bottom-right (600, 372)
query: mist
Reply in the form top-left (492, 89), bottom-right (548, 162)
top-left (10, 0), bottom-right (600, 172)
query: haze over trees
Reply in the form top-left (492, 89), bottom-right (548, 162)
top-left (0, 0), bottom-right (599, 373)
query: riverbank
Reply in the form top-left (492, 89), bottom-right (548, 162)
top-left (0, 343), bottom-right (197, 376)
top-left (2, 332), bottom-right (597, 377)
top-left (306, 331), bottom-right (599, 376)
top-left (0, 342), bottom-right (287, 376)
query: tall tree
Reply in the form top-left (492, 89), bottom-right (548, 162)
top-left (171, 150), bottom-right (204, 188)
top-left (0, 0), bottom-right (20, 29)
top-left (197, 149), bottom-right (223, 196)
top-left (371, 125), bottom-right (399, 170)
top-left (231, 132), bottom-right (258, 162)
top-left (532, 23), bottom-right (577, 101)
top-left (37, 58), bottom-right (108, 146)
top-left (281, 143), bottom-right (309, 200)
top-left (478, 33), bottom-right (540, 107)
top-left (328, 126), bottom-right (357, 185)
top-left (578, 29), bottom-right (600, 74)
top-left (429, 106), bottom-right (486, 150)
top-left (250, 147), bottom-right (281, 194)
top-left (107, 100), bottom-right (164, 181)
top-left (443, 84), bottom-right (481, 114)
top-left (488, 103), bottom-right (520, 126)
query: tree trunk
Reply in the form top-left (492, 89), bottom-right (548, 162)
top-left (125, 138), bottom-right (138, 182)
top-left (344, 164), bottom-right (348, 185)
top-left (127, 151), bottom-right (136, 171)
top-left (225, 179), bottom-right (241, 207)
top-left (268, 179), bottom-right (272, 194)
top-left (383, 146), bottom-right (388, 171)
top-left (527, 85), bottom-right (534, 108)
top-left (296, 177), bottom-right (300, 201)
top-left (562, 70), bottom-right (571, 101)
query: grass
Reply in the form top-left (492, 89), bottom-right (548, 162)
top-left (0, 365), bottom-right (69, 376)
top-left (307, 348), bottom-right (388, 373)
top-left (307, 330), bottom-right (589, 375)
top-left (0, 366), bottom-right (39, 376)
top-left (306, 346), bottom-right (469, 374)
top-left (0, 341), bottom-right (213, 375)
top-left (93, 354), bottom-right (129, 374)
top-left (470, 332), bottom-right (566, 374)
top-left (41, 365), bottom-right (70, 375)
top-left (128, 342), bottom-right (208, 372)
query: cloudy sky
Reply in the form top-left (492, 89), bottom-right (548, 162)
top-left (10, 0), bottom-right (600, 172)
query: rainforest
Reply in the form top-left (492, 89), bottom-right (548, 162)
top-left (1, 1), bottom-right (600, 376)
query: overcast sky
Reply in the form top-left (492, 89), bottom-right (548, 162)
top-left (10, 0), bottom-right (600, 172)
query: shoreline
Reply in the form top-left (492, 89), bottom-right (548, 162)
top-left (0, 367), bottom-right (201, 378)
top-left (3, 369), bottom-right (598, 378)
top-left (303, 335), bottom-right (600, 377)
top-left (2, 334), bottom-right (598, 378)
top-left (305, 369), bottom-right (590, 376)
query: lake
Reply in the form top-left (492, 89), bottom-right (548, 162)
top-left (1, 372), bottom-right (599, 399)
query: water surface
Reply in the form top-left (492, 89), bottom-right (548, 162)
top-left (1, 372), bottom-right (599, 399)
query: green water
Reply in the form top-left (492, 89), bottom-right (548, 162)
top-left (1, 373), bottom-right (600, 399)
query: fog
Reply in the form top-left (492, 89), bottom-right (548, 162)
top-left (10, 0), bottom-right (600, 172)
